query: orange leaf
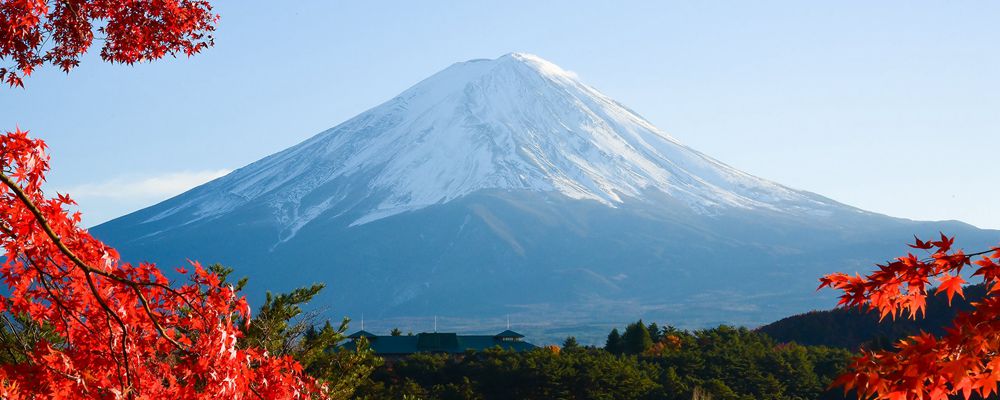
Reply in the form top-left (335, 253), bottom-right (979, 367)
top-left (936, 274), bottom-right (965, 305)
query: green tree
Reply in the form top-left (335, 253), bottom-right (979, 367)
top-left (350, 324), bottom-right (856, 400)
top-left (562, 336), bottom-right (579, 349)
top-left (648, 322), bottom-right (661, 342)
top-left (391, 328), bottom-right (403, 336)
top-left (605, 328), bottom-right (624, 355)
top-left (622, 320), bottom-right (654, 355)
top-left (0, 313), bottom-right (62, 365)
top-left (235, 275), bottom-right (380, 399)
top-left (208, 263), bottom-right (248, 292)
top-left (300, 321), bottom-right (382, 399)
top-left (356, 347), bottom-right (662, 399)
top-left (242, 283), bottom-right (326, 354)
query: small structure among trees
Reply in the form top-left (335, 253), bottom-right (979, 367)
top-left (341, 329), bottom-right (536, 360)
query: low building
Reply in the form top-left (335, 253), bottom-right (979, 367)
top-left (341, 329), bottom-right (537, 359)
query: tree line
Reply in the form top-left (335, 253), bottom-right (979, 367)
top-left (353, 320), bottom-right (855, 400)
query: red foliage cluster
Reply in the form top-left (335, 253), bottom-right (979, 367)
top-left (0, 128), bottom-right (326, 398)
top-left (0, 0), bottom-right (216, 87)
top-left (0, 0), bottom-right (332, 397)
top-left (821, 235), bottom-right (1000, 400)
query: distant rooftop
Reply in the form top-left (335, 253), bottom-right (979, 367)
top-left (341, 330), bottom-right (537, 355)
top-left (347, 330), bottom-right (377, 339)
top-left (495, 329), bottom-right (525, 339)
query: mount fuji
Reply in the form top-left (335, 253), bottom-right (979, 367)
top-left (92, 53), bottom-right (998, 341)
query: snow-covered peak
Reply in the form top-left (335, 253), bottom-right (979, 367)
top-left (147, 53), bottom-right (834, 238)
top-left (501, 52), bottom-right (580, 80)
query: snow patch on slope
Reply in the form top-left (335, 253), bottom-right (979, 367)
top-left (145, 53), bottom-right (833, 238)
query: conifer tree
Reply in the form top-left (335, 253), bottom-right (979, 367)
top-left (648, 322), bottom-right (661, 343)
top-left (622, 320), bottom-right (654, 355)
top-left (241, 282), bottom-right (380, 399)
top-left (605, 328), bottom-right (624, 355)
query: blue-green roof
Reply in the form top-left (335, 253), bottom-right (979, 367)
top-left (495, 329), bottom-right (524, 338)
top-left (347, 330), bottom-right (377, 339)
top-left (341, 331), bottom-right (537, 355)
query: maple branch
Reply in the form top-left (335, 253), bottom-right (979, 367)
top-left (906, 247), bottom-right (1000, 266)
top-left (2, 189), bottom-right (135, 393)
top-left (861, 246), bottom-right (1000, 293)
top-left (82, 267), bottom-right (135, 390)
top-left (8, 214), bottom-right (212, 344)
top-left (0, 172), bottom-right (192, 353)
top-left (4, 287), bottom-right (87, 383)
top-left (0, 174), bottom-right (98, 275)
top-left (249, 383), bottom-right (267, 400)
top-left (38, 362), bottom-right (86, 390)
top-left (28, 256), bottom-right (95, 335)
top-left (2, 187), bottom-right (211, 327)
top-left (0, 314), bottom-right (31, 361)
top-left (0, 175), bottom-right (131, 323)
top-left (102, 308), bottom-right (130, 396)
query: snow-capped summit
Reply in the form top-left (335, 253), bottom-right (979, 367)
top-left (147, 53), bottom-right (829, 238)
top-left (93, 53), bottom-right (998, 337)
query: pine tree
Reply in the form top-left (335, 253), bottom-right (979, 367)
top-left (648, 322), bottom-right (661, 343)
top-left (391, 328), bottom-right (403, 336)
top-left (622, 320), bottom-right (653, 355)
top-left (605, 328), bottom-right (623, 355)
top-left (240, 282), bottom-right (381, 399)
top-left (300, 321), bottom-right (382, 400)
top-left (242, 283), bottom-right (326, 354)
top-left (562, 336), bottom-right (579, 349)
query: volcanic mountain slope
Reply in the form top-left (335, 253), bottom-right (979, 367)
top-left (92, 53), bottom-right (998, 340)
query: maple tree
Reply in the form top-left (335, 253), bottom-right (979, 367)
top-left (0, 0), bottom-right (329, 398)
top-left (0, 129), bottom-right (327, 398)
top-left (821, 234), bottom-right (1000, 400)
top-left (1, 0), bottom-right (216, 88)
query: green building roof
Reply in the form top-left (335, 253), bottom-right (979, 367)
top-left (341, 330), bottom-right (537, 355)
top-left (347, 330), bottom-right (377, 339)
top-left (495, 329), bottom-right (524, 339)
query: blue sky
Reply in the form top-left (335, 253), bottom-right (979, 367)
top-left (1, 1), bottom-right (998, 229)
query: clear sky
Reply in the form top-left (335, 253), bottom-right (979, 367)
top-left (1, 1), bottom-right (998, 229)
